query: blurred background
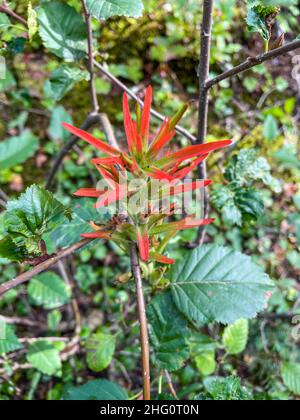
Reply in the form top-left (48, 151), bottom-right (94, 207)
top-left (0, 0), bottom-right (299, 400)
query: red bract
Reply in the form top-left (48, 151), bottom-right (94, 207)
top-left (63, 86), bottom-right (232, 264)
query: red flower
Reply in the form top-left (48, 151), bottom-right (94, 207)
top-left (63, 86), bottom-right (232, 264)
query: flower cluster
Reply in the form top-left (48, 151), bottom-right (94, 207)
top-left (62, 87), bottom-right (231, 264)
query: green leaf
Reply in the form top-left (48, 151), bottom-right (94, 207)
top-left (281, 363), bottom-right (300, 396)
top-left (223, 319), bottom-right (249, 355)
top-left (44, 66), bottom-right (88, 102)
top-left (63, 379), bottom-right (128, 400)
top-left (169, 245), bottom-right (273, 325)
top-left (275, 146), bottom-right (300, 171)
top-left (246, 3), bottom-right (280, 42)
top-left (51, 198), bottom-right (99, 248)
top-left (26, 341), bottom-right (62, 376)
top-left (195, 352), bottom-right (216, 376)
top-left (47, 310), bottom-right (62, 331)
top-left (0, 69), bottom-right (16, 93)
top-left (48, 106), bottom-right (73, 142)
top-left (0, 236), bottom-right (28, 262)
top-left (0, 320), bottom-right (23, 355)
top-left (3, 185), bottom-right (71, 256)
top-left (225, 150), bottom-right (280, 191)
top-left (0, 13), bottom-right (11, 30)
top-left (189, 332), bottom-right (216, 376)
top-left (147, 292), bottom-right (191, 371)
top-left (86, 332), bottom-right (116, 372)
top-left (0, 130), bottom-right (39, 170)
top-left (28, 272), bottom-right (71, 310)
top-left (199, 376), bottom-right (253, 400)
top-left (263, 115), bottom-right (279, 141)
top-left (86, 0), bottom-right (144, 20)
top-left (37, 1), bottom-right (87, 62)
top-left (212, 185), bottom-right (264, 226)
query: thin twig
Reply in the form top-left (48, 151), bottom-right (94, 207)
top-left (81, 0), bottom-right (99, 113)
top-left (93, 60), bottom-right (197, 144)
top-left (0, 239), bottom-right (93, 298)
top-left (57, 260), bottom-right (81, 336)
top-left (206, 39), bottom-right (300, 89)
top-left (0, 1), bottom-right (27, 27)
top-left (0, 188), bottom-right (8, 202)
top-left (164, 370), bottom-right (178, 400)
top-left (131, 244), bottom-right (151, 401)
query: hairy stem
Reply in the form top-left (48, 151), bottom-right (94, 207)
top-left (131, 244), bottom-right (151, 400)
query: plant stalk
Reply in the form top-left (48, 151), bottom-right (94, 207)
top-left (131, 244), bottom-right (151, 400)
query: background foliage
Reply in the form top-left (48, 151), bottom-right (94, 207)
top-left (0, 0), bottom-right (299, 400)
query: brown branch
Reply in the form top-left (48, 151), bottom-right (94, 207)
top-left (194, 0), bottom-right (214, 247)
top-left (131, 244), bottom-right (151, 401)
top-left (0, 1), bottom-right (27, 26)
top-left (93, 60), bottom-right (197, 144)
top-left (0, 239), bottom-right (93, 298)
top-left (81, 0), bottom-right (99, 113)
top-left (206, 39), bottom-right (300, 89)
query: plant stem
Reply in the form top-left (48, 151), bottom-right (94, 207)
top-left (0, 1), bottom-right (27, 26)
top-left (195, 0), bottom-right (214, 246)
top-left (131, 244), bottom-right (151, 401)
top-left (81, 0), bottom-right (99, 114)
top-left (206, 39), bottom-right (300, 89)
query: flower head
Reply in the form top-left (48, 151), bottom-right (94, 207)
top-left (63, 87), bottom-right (231, 264)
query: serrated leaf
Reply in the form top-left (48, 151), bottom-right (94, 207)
top-left (200, 376), bottom-right (253, 400)
top-left (0, 320), bottom-right (23, 355)
top-left (281, 363), bottom-right (300, 396)
top-left (63, 379), bottom-right (128, 400)
top-left (169, 245), bottom-right (273, 325)
top-left (86, 332), bottom-right (116, 372)
top-left (223, 319), bottom-right (249, 355)
top-left (0, 236), bottom-right (28, 262)
top-left (44, 66), bottom-right (88, 102)
top-left (147, 292), bottom-right (191, 371)
top-left (86, 0), bottom-right (144, 20)
top-left (37, 1), bottom-right (87, 62)
top-left (225, 150), bottom-right (280, 191)
top-left (0, 130), bottom-right (39, 170)
top-left (28, 272), bottom-right (71, 310)
top-left (51, 198), bottom-right (100, 248)
top-left (26, 341), bottom-right (61, 376)
top-left (3, 185), bottom-right (70, 256)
